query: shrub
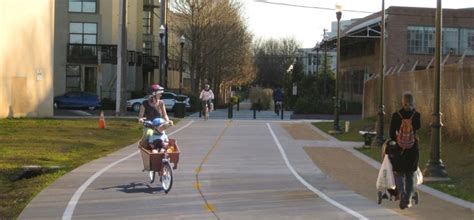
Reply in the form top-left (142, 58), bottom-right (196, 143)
top-left (293, 97), bottom-right (334, 114)
top-left (248, 86), bottom-right (272, 110)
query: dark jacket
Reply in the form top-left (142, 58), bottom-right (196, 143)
top-left (386, 108), bottom-right (421, 172)
top-left (273, 88), bottom-right (284, 101)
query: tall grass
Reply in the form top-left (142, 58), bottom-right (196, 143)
top-left (248, 86), bottom-right (273, 110)
top-left (364, 64), bottom-right (474, 142)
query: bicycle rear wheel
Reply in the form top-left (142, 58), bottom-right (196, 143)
top-left (161, 161), bottom-right (173, 193)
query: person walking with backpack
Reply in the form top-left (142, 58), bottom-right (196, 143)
top-left (387, 92), bottom-right (421, 210)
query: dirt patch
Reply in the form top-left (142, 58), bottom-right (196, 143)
top-left (303, 147), bottom-right (473, 220)
top-left (281, 123), bottom-right (327, 140)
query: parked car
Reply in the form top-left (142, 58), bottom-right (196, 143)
top-left (126, 92), bottom-right (190, 112)
top-left (54, 91), bottom-right (101, 110)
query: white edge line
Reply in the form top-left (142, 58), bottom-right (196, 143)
top-left (346, 147), bottom-right (474, 211)
top-left (62, 120), bottom-right (194, 220)
top-left (266, 123), bottom-right (368, 220)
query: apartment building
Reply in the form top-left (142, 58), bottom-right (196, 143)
top-left (0, 0), bottom-right (55, 118)
top-left (54, 0), bottom-right (188, 100)
top-left (54, 0), bottom-right (143, 99)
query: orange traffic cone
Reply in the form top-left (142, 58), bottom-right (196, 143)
top-left (98, 111), bottom-right (106, 129)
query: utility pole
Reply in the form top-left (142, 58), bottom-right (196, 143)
top-left (116, 0), bottom-right (127, 116)
top-left (160, 0), bottom-right (167, 87)
top-left (372, 0), bottom-right (386, 147)
top-left (164, 0), bottom-right (169, 89)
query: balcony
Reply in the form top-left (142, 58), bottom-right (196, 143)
top-left (143, 0), bottom-right (159, 10)
top-left (142, 55), bottom-right (159, 69)
top-left (67, 44), bottom-right (117, 64)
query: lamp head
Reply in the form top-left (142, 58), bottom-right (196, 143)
top-left (335, 3), bottom-right (342, 20)
top-left (180, 35), bottom-right (186, 45)
top-left (159, 25), bottom-right (165, 38)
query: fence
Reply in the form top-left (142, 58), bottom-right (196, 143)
top-left (363, 63), bottom-right (474, 140)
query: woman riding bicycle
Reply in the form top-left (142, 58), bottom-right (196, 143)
top-left (199, 84), bottom-right (214, 119)
top-left (138, 84), bottom-right (172, 128)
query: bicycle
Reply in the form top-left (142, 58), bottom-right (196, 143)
top-left (139, 138), bottom-right (180, 194)
top-left (138, 120), bottom-right (179, 194)
top-left (274, 101), bottom-right (282, 115)
top-left (202, 100), bottom-right (211, 120)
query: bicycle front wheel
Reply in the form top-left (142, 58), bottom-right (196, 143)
top-left (161, 161), bottom-right (173, 193)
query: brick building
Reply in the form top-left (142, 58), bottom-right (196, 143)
top-left (321, 6), bottom-right (474, 103)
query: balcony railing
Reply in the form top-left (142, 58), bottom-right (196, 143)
top-left (142, 55), bottom-right (159, 69)
top-left (143, 0), bottom-right (159, 10)
top-left (67, 44), bottom-right (117, 64)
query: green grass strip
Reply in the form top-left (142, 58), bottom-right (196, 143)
top-left (0, 118), bottom-right (142, 219)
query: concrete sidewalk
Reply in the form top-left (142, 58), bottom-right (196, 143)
top-left (282, 122), bottom-right (473, 220)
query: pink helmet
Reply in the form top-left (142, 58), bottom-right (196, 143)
top-left (150, 84), bottom-right (164, 95)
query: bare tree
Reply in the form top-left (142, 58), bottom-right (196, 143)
top-left (253, 38), bottom-right (300, 87)
top-left (172, 0), bottom-right (255, 103)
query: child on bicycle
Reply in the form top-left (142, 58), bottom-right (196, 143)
top-left (143, 118), bottom-right (173, 153)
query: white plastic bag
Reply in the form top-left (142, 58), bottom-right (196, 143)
top-left (209, 102), bottom-right (214, 111)
top-left (376, 155), bottom-right (396, 190)
top-left (414, 167), bottom-right (423, 185)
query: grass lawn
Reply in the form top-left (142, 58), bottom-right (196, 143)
top-left (313, 119), bottom-right (474, 203)
top-left (0, 118), bottom-right (143, 219)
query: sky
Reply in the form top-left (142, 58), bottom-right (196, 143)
top-left (240, 0), bottom-right (473, 48)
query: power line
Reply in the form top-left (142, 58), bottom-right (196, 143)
top-left (253, 0), bottom-right (374, 14)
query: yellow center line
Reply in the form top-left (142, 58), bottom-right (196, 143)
top-left (195, 120), bottom-right (232, 219)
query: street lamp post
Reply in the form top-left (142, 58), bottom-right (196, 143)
top-left (179, 35), bottom-right (186, 94)
top-left (159, 25), bottom-right (165, 85)
top-left (372, 0), bottom-right (386, 148)
top-left (323, 29), bottom-right (328, 97)
top-left (423, 0), bottom-right (448, 179)
top-left (315, 42), bottom-right (320, 75)
top-left (330, 3), bottom-right (342, 133)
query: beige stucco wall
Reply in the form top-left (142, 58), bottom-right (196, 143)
top-left (0, 0), bottom-right (55, 118)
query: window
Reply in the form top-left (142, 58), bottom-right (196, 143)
top-left (66, 65), bottom-right (81, 91)
top-left (143, 10), bottom-right (152, 34)
top-left (407, 26), bottom-right (434, 54)
top-left (408, 26), bottom-right (461, 55)
top-left (69, 0), bottom-right (97, 13)
top-left (162, 93), bottom-right (175, 100)
top-left (443, 28), bottom-right (459, 54)
top-left (143, 41), bottom-right (152, 55)
top-left (460, 28), bottom-right (474, 55)
top-left (69, 22), bottom-right (97, 44)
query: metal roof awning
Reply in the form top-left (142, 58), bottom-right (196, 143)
top-left (320, 14), bottom-right (382, 49)
top-left (345, 16), bottom-right (381, 38)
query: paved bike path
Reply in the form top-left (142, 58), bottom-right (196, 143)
top-left (20, 119), bottom-right (405, 219)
